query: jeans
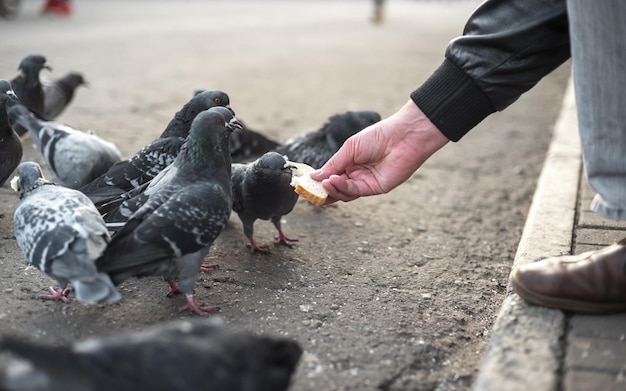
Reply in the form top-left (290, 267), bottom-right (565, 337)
top-left (568, 0), bottom-right (626, 220)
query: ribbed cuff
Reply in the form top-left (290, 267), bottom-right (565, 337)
top-left (410, 59), bottom-right (496, 142)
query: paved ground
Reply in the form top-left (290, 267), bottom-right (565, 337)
top-left (0, 1), bottom-right (581, 390)
top-left (473, 80), bottom-right (626, 391)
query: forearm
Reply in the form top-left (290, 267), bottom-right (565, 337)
top-left (412, 0), bottom-right (570, 142)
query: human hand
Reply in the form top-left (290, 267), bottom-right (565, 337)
top-left (310, 100), bottom-right (449, 203)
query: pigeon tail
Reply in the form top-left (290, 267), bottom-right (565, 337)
top-left (72, 273), bottom-right (121, 304)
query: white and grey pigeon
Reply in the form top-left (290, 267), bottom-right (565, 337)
top-left (0, 317), bottom-right (302, 391)
top-left (95, 107), bottom-right (239, 316)
top-left (79, 90), bottom-right (232, 206)
top-left (10, 161), bottom-right (121, 304)
top-left (9, 54), bottom-right (51, 124)
top-left (274, 110), bottom-right (381, 168)
top-left (231, 152), bottom-right (300, 253)
top-left (41, 71), bottom-right (87, 120)
top-left (6, 103), bottom-right (122, 189)
top-left (0, 80), bottom-right (22, 187)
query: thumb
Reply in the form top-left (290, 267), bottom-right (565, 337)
top-left (310, 150), bottom-right (349, 181)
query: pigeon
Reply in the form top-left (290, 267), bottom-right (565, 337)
top-left (95, 107), bottom-right (239, 315)
top-left (42, 71), bottom-right (87, 120)
top-left (9, 54), bottom-right (50, 124)
top-left (193, 87), bottom-right (280, 162)
top-left (7, 103), bottom-right (122, 189)
top-left (79, 89), bottom-right (232, 206)
top-left (274, 110), bottom-right (381, 168)
top-left (0, 317), bottom-right (302, 391)
top-left (231, 152), bottom-right (300, 253)
top-left (10, 161), bottom-right (121, 304)
top-left (0, 80), bottom-right (22, 187)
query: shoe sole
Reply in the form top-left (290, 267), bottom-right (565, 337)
top-left (511, 270), bottom-right (626, 314)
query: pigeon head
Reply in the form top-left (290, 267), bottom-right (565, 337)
top-left (160, 89), bottom-right (233, 138)
top-left (193, 89), bottom-right (232, 112)
top-left (10, 162), bottom-right (49, 197)
top-left (63, 72), bottom-right (88, 88)
top-left (256, 152), bottom-right (294, 183)
top-left (324, 110), bottom-right (381, 150)
top-left (17, 54), bottom-right (52, 76)
top-left (184, 107), bottom-right (238, 167)
top-left (210, 105), bottom-right (243, 131)
top-left (0, 80), bottom-right (18, 104)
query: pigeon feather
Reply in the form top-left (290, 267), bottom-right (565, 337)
top-left (9, 54), bottom-right (50, 124)
top-left (41, 71), bottom-right (87, 120)
top-left (11, 161), bottom-right (121, 304)
top-left (79, 90), bottom-right (231, 205)
top-left (96, 107), bottom-right (238, 315)
top-left (0, 80), bottom-right (22, 187)
top-left (0, 317), bottom-right (302, 391)
top-left (274, 110), bottom-right (381, 168)
top-left (231, 152), bottom-right (299, 253)
top-left (7, 103), bottom-right (122, 189)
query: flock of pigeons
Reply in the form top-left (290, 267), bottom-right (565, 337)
top-left (0, 54), bottom-right (382, 389)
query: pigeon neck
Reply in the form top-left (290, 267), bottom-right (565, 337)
top-left (20, 181), bottom-right (56, 199)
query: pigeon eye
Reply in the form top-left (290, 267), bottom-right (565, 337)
top-left (216, 118), bottom-right (223, 125)
top-left (213, 98), bottom-right (221, 104)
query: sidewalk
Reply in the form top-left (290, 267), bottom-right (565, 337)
top-left (473, 78), bottom-right (626, 391)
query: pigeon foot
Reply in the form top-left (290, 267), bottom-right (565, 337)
top-left (178, 294), bottom-right (219, 316)
top-left (39, 286), bottom-right (70, 303)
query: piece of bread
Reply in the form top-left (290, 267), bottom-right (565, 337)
top-left (287, 160), bottom-right (328, 206)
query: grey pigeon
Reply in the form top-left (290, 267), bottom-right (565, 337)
top-left (11, 161), bottom-right (121, 304)
top-left (193, 88), bottom-right (280, 163)
top-left (0, 80), bottom-right (22, 187)
top-left (274, 110), bottom-right (381, 168)
top-left (95, 107), bottom-right (239, 315)
top-left (7, 103), bottom-right (122, 189)
top-left (232, 152), bottom-right (299, 253)
top-left (79, 90), bottom-right (232, 206)
top-left (10, 54), bottom-right (51, 123)
top-left (0, 317), bottom-right (302, 391)
top-left (42, 71), bottom-right (87, 120)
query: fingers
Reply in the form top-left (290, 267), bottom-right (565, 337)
top-left (321, 175), bottom-right (364, 203)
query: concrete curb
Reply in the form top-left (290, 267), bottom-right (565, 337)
top-left (473, 78), bottom-right (582, 391)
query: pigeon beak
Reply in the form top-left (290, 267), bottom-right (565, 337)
top-left (283, 162), bottom-right (296, 173)
top-left (10, 176), bottom-right (19, 192)
top-left (226, 117), bottom-right (244, 132)
top-left (225, 105), bottom-right (236, 116)
top-left (6, 89), bottom-right (18, 102)
top-left (43, 64), bottom-right (52, 71)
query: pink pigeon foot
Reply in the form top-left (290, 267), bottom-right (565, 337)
top-left (39, 286), bottom-right (70, 303)
top-left (178, 294), bottom-right (219, 316)
top-left (246, 238), bottom-right (271, 254)
top-left (274, 230), bottom-right (298, 248)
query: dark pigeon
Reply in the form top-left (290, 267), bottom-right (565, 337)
top-left (0, 80), bottom-right (22, 187)
top-left (193, 87), bottom-right (280, 163)
top-left (95, 107), bottom-right (239, 315)
top-left (275, 110), bottom-right (381, 168)
top-left (10, 54), bottom-right (50, 124)
top-left (232, 152), bottom-right (299, 253)
top-left (10, 161), bottom-right (121, 304)
top-left (79, 90), bottom-right (232, 206)
top-left (0, 317), bottom-right (302, 391)
top-left (7, 103), bottom-right (122, 189)
top-left (42, 71), bottom-right (87, 120)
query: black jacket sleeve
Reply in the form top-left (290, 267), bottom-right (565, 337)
top-left (410, 0), bottom-right (570, 142)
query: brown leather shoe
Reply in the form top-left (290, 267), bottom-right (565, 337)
top-left (510, 238), bottom-right (626, 313)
